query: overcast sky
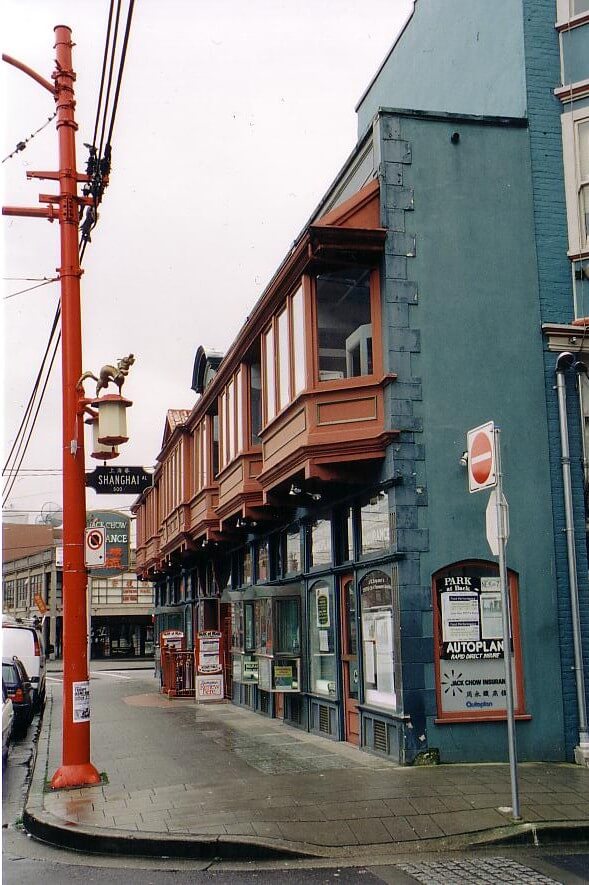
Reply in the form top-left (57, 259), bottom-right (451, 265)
top-left (3, 0), bottom-right (413, 524)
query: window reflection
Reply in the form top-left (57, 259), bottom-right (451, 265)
top-left (360, 492), bottom-right (390, 556)
top-left (316, 267), bottom-right (372, 381)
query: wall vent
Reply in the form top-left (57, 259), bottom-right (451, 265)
top-left (319, 704), bottom-right (331, 734)
top-left (373, 719), bottom-right (388, 753)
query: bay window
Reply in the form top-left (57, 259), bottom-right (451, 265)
top-left (262, 285), bottom-right (306, 424)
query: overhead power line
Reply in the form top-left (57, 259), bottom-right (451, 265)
top-left (4, 276), bottom-right (60, 301)
top-left (2, 112), bottom-right (57, 163)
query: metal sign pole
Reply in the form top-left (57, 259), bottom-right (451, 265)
top-left (494, 428), bottom-right (521, 820)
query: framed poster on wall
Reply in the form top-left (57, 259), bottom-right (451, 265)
top-left (432, 562), bottom-right (527, 722)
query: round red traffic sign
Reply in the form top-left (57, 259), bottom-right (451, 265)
top-left (87, 529), bottom-right (103, 550)
top-left (470, 432), bottom-right (493, 484)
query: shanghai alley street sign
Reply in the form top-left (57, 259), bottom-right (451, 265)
top-left (85, 466), bottom-right (153, 495)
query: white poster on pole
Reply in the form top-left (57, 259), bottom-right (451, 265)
top-left (73, 680), bottom-right (90, 722)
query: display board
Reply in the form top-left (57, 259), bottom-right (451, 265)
top-left (433, 562), bottom-right (526, 721)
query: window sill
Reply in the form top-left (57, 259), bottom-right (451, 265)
top-left (556, 11), bottom-right (589, 32)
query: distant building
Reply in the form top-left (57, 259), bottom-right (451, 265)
top-left (2, 522), bottom-right (154, 659)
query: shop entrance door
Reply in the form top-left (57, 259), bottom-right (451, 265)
top-left (340, 575), bottom-right (360, 745)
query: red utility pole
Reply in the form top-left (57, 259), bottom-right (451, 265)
top-left (3, 26), bottom-right (101, 788)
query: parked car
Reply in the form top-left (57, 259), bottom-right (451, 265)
top-left (2, 617), bottom-right (46, 710)
top-left (2, 658), bottom-right (34, 735)
top-left (2, 681), bottom-right (14, 767)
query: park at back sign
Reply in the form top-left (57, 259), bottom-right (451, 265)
top-left (467, 421), bottom-right (497, 493)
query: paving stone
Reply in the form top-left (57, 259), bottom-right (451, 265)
top-left (430, 807), bottom-right (508, 836)
top-left (405, 814), bottom-right (446, 839)
top-left (404, 796), bottom-right (448, 815)
top-left (319, 799), bottom-right (390, 821)
top-left (384, 797), bottom-right (419, 816)
top-left (440, 795), bottom-right (472, 812)
top-left (278, 819), bottom-right (358, 847)
top-left (252, 820), bottom-right (283, 839)
top-left (253, 804), bottom-right (325, 823)
top-left (346, 817), bottom-right (393, 844)
top-left (381, 816), bottom-right (418, 841)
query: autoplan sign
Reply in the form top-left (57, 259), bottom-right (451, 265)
top-left (86, 510), bottom-right (130, 575)
top-left (85, 466), bottom-right (152, 495)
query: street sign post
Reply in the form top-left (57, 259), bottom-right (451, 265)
top-left (467, 423), bottom-right (520, 820)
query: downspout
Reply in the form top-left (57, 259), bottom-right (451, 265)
top-left (555, 352), bottom-right (589, 765)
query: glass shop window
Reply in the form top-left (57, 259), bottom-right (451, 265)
top-left (316, 267), bottom-right (372, 381)
top-left (360, 491), bottom-right (390, 556)
top-left (360, 570), bottom-right (398, 711)
top-left (283, 526), bottom-right (301, 575)
top-left (242, 547), bottom-right (253, 586)
top-left (309, 580), bottom-right (336, 698)
top-left (257, 539), bottom-right (269, 582)
top-left (244, 601), bottom-right (255, 652)
top-left (231, 602), bottom-right (244, 651)
top-left (255, 597), bottom-right (273, 655)
top-left (274, 597), bottom-right (301, 655)
top-left (310, 518), bottom-right (332, 568)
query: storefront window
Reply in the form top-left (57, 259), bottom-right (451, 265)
top-left (284, 526), bottom-right (301, 575)
top-left (316, 267), bottom-right (372, 381)
top-left (309, 581), bottom-right (336, 697)
top-left (231, 602), bottom-right (244, 651)
top-left (242, 547), bottom-right (253, 586)
top-left (257, 539), bottom-right (269, 582)
top-left (310, 518), bottom-right (332, 568)
top-left (360, 570), bottom-right (398, 711)
top-left (255, 597), bottom-right (273, 654)
top-left (244, 601), bottom-right (255, 652)
top-left (275, 597), bottom-right (300, 655)
top-left (360, 491), bottom-right (390, 556)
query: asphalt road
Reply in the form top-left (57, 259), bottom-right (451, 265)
top-left (3, 666), bottom-right (589, 884)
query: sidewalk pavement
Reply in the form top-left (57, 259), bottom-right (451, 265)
top-left (25, 675), bottom-right (589, 861)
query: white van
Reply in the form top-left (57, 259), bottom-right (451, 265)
top-left (2, 618), bottom-right (46, 710)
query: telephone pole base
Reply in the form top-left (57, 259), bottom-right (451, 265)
top-left (50, 762), bottom-right (101, 790)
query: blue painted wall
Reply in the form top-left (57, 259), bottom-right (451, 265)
top-left (357, 0), bottom-right (526, 137)
top-left (378, 109), bottom-right (566, 761)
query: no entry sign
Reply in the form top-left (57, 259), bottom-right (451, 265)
top-left (467, 422), bottom-right (497, 492)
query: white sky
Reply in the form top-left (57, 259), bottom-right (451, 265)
top-left (2, 0), bottom-right (412, 523)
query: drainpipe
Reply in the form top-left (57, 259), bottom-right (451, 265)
top-left (555, 352), bottom-right (589, 766)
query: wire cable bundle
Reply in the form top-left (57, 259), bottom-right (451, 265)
top-left (4, 2), bottom-right (136, 505)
